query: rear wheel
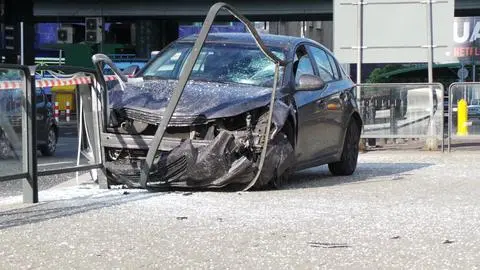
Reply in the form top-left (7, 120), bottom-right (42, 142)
top-left (328, 120), bottom-right (360, 176)
top-left (40, 127), bottom-right (57, 156)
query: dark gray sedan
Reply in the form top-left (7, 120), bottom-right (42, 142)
top-left (101, 33), bottom-right (362, 189)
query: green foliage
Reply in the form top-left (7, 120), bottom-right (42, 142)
top-left (366, 64), bottom-right (404, 83)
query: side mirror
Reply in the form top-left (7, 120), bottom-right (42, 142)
top-left (296, 74), bottom-right (325, 91)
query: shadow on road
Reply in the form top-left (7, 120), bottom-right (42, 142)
top-left (287, 162), bottom-right (434, 189)
top-left (0, 161), bottom-right (435, 230)
top-left (0, 190), bottom-right (158, 230)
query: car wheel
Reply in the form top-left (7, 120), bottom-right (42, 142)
top-left (328, 120), bottom-right (360, 176)
top-left (266, 122), bottom-right (294, 190)
top-left (40, 127), bottom-right (57, 156)
top-left (268, 167), bottom-right (291, 189)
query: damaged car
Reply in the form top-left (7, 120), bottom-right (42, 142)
top-left (99, 33), bottom-right (362, 190)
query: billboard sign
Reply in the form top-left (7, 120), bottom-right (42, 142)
top-left (334, 0), bottom-right (455, 64)
top-left (453, 17), bottom-right (480, 62)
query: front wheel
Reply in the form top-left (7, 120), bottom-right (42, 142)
top-left (328, 120), bottom-right (360, 176)
top-left (268, 167), bottom-right (291, 189)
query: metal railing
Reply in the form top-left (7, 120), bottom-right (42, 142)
top-left (0, 65), bottom-right (37, 202)
top-left (35, 66), bottom-right (104, 178)
top-left (447, 82), bottom-right (480, 152)
top-left (357, 83), bottom-right (444, 150)
top-left (0, 65), bottom-right (105, 203)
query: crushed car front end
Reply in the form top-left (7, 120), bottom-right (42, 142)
top-left (97, 32), bottom-right (295, 190)
top-left (101, 81), bottom-right (294, 189)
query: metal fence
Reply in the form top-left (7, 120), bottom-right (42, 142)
top-left (447, 82), bottom-right (480, 151)
top-left (0, 65), bottom-right (105, 203)
top-left (0, 65), bottom-right (35, 202)
top-left (358, 83), bottom-right (444, 149)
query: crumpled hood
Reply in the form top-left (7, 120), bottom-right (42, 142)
top-left (109, 79), bottom-right (274, 119)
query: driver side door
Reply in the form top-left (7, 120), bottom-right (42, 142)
top-left (293, 45), bottom-right (334, 166)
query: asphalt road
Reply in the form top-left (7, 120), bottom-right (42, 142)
top-left (1, 150), bottom-right (480, 269)
top-left (0, 123), bottom-right (89, 197)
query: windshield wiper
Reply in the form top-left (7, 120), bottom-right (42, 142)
top-left (142, 75), bottom-right (168, 80)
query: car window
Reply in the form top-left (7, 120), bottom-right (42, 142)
top-left (293, 47), bottom-right (315, 85)
top-left (146, 46), bottom-right (191, 78)
top-left (471, 99), bottom-right (480, 105)
top-left (143, 42), bottom-right (286, 88)
top-left (327, 54), bottom-right (340, 79)
top-left (308, 46), bottom-right (335, 82)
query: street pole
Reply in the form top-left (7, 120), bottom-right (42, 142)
top-left (357, 1), bottom-right (367, 151)
top-left (425, 0), bottom-right (438, 150)
top-left (427, 3), bottom-right (433, 85)
top-left (473, 62), bottom-right (476, 82)
top-left (20, 22), bottom-right (24, 65)
top-left (356, 0), bottom-right (363, 93)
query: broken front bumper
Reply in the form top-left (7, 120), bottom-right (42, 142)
top-left (101, 132), bottom-right (212, 151)
top-left (103, 130), bottom-right (293, 189)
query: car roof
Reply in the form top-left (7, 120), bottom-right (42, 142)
top-left (178, 32), bottom-right (320, 51)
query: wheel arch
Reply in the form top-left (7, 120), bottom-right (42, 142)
top-left (350, 111), bottom-right (363, 132)
top-left (282, 114), bottom-right (296, 149)
top-left (337, 111), bottom-right (363, 159)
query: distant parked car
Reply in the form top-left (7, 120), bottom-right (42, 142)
top-left (468, 99), bottom-right (480, 118)
top-left (0, 89), bottom-right (58, 158)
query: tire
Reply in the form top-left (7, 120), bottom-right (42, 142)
top-left (328, 120), bottom-right (360, 176)
top-left (267, 121), bottom-right (294, 189)
top-left (268, 167), bottom-right (291, 189)
top-left (367, 138), bottom-right (376, 147)
top-left (40, 127), bottom-right (57, 156)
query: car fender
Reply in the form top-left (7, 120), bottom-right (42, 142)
top-left (336, 110), bottom-right (363, 159)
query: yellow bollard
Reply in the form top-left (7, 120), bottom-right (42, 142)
top-left (457, 99), bottom-right (469, 136)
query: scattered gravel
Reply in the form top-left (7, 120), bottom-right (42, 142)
top-left (1, 150), bottom-right (480, 269)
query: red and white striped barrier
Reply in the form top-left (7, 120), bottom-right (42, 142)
top-left (54, 102), bottom-right (59, 122)
top-left (66, 101), bottom-right (71, 122)
top-left (0, 75), bottom-right (118, 90)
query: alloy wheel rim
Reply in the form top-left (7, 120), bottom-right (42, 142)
top-left (48, 129), bottom-right (56, 152)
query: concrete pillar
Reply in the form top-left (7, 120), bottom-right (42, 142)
top-left (135, 19), bottom-right (178, 58)
top-left (3, 0), bottom-right (34, 65)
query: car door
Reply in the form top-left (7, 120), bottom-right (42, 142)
top-left (307, 45), bottom-right (353, 154)
top-left (293, 44), bottom-right (334, 164)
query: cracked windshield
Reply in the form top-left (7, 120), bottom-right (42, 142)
top-left (142, 42), bottom-right (285, 87)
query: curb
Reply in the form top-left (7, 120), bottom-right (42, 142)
top-left (0, 172), bottom-right (98, 208)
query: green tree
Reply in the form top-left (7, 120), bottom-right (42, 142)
top-left (366, 64), bottom-right (404, 83)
